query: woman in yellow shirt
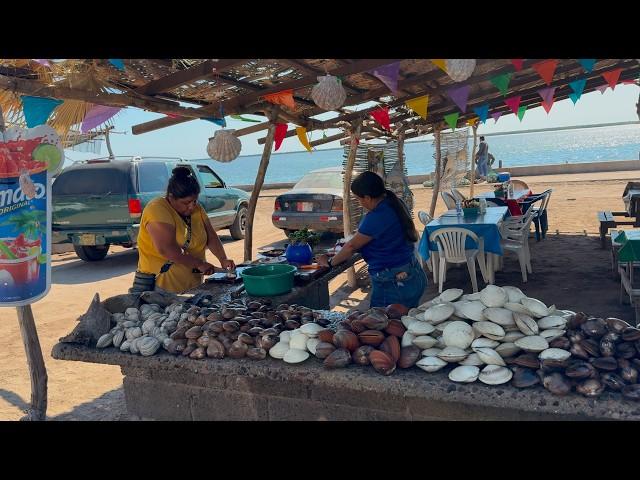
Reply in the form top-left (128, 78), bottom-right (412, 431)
top-left (131, 166), bottom-right (235, 294)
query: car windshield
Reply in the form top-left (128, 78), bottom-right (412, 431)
top-left (294, 171), bottom-right (342, 190)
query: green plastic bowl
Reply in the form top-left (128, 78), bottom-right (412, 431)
top-left (240, 264), bottom-right (297, 296)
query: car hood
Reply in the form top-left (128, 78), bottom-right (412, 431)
top-left (281, 187), bottom-right (342, 197)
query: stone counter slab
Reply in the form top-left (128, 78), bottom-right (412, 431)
top-left (52, 343), bottom-right (640, 421)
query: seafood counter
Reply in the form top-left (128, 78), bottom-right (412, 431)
top-left (52, 285), bottom-right (640, 420)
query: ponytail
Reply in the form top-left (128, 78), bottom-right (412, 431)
top-left (384, 189), bottom-right (419, 243)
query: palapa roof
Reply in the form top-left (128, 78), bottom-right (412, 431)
top-left (0, 58), bottom-right (638, 148)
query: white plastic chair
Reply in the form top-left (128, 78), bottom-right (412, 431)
top-left (429, 228), bottom-right (487, 293)
top-left (418, 210), bottom-right (432, 226)
top-left (500, 210), bottom-right (535, 282)
top-left (451, 188), bottom-right (467, 204)
top-left (440, 191), bottom-right (457, 210)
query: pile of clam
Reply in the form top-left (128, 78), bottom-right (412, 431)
top-left (529, 313), bottom-right (640, 400)
top-left (403, 285), bottom-right (575, 386)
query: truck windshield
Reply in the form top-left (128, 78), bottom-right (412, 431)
top-left (294, 171), bottom-right (343, 190)
top-left (52, 165), bottom-right (132, 195)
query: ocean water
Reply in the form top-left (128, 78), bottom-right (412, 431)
top-left (200, 124), bottom-right (640, 186)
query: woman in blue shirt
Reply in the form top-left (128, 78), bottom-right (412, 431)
top-left (317, 171), bottom-right (427, 308)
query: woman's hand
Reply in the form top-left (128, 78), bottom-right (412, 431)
top-left (198, 261), bottom-right (217, 275)
top-left (220, 258), bottom-right (236, 271)
top-left (316, 254), bottom-right (330, 268)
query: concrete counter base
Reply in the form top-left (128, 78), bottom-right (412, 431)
top-left (52, 343), bottom-right (640, 421)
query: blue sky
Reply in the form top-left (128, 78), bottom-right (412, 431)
top-left (65, 83), bottom-right (639, 163)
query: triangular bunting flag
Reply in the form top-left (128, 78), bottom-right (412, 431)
top-left (532, 59), bottom-right (558, 86)
top-left (511, 59), bottom-right (524, 71)
top-left (81, 104), bottom-right (121, 133)
top-left (537, 86), bottom-right (556, 105)
top-left (569, 78), bottom-right (587, 97)
top-left (473, 104), bottom-right (490, 124)
top-left (274, 123), bottom-right (288, 151)
top-left (431, 59), bottom-right (447, 73)
top-left (446, 84), bottom-right (471, 113)
top-left (230, 114), bottom-right (261, 123)
top-left (490, 72), bottom-right (513, 96)
top-left (491, 111), bottom-right (502, 123)
top-left (504, 96), bottom-right (522, 115)
top-left (263, 89), bottom-right (296, 110)
top-left (296, 127), bottom-right (312, 152)
top-left (595, 84), bottom-right (609, 94)
top-left (369, 62), bottom-right (401, 94)
top-left (405, 95), bottom-right (429, 119)
top-left (568, 92), bottom-right (581, 104)
top-left (21, 95), bottom-right (63, 128)
top-left (517, 105), bottom-right (527, 121)
top-left (108, 59), bottom-right (125, 71)
top-left (602, 68), bottom-right (623, 90)
top-left (541, 100), bottom-right (554, 114)
top-left (370, 107), bottom-right (391, 131)
top-left (204, 117), bottom-right (227, 127)
top-left (466, 117), bottom-right (479, 127)
top-left (578, 59), bottom-right (596, 73)
top-left (443, 112), bottom-right (459, 131)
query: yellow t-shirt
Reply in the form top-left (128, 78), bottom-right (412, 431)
top-left (137, 197), bottom-right (209, 293)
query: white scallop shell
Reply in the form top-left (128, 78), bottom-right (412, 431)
top-left (207, 129), bottom-right (242, 162)
top-left (401, 315), bottom-right (416, 329)
top-left (483, 308), bottom-right (515, 326)
top-left (96, 333), bottom-right (114, 348)
top-left (401, 331), bottom-right (416, 347)
top-left (279, 331), bottom-right (291, 343)
top-left (504, 302), bottom-right (534, 315)
top-left (120, 340), bottom-right (131, 352)
top-left (513, 312), bottom-right (539, 336)
top-left (539, 329), bottom-right (566, 341)
top-left (520, 297), bottom-right (549, 318)
top-left (283, 348), bottom-right (310, 364)
top-left (437, 346), bottom-right (468, 363)
top-left (421, 348), bottom-right (443, 357)
top-left (139, 336), bottom-right (161, 356)
top-left (537, 316), bottom-right (567, 330)
top-left (539, 348), bottom-right (571, 361)
top-left (473, 347), bottom-right (506, 366)
top-left (471, 338), bottom-right (500, 349)
top-left (480, 285), bottom-right (508, 308)
top-left (268, 341), bottom-right (290, 359)
top-left (300, 323), bottom-right (324, 337)
top-left (306, 338), bottom-right (320, 355)
top-left (459, 352), bottom-right (485, 366)
top-left (462, 292), bottom-right (482, 301)
top-left (289, 333), bottom-right (309, 351)
top-left (459, 301), bottom-right (486, 322)
top-left (503, 331), bottom-right (526, 343)
top-left (408, 320), bottom-right (436, 336)
top-left (473, 321), bottom-right (506, 341)
top-left (442, 321), bottom-right (475, 349)
top-left (311, 75), bottom-right (347, 111)
top-left (449, 365), bottom-right (480, 383)
top-left (495, 342), bottom-right (520, 358)
top-left (503, 286), bottom-right (527, 303)
top-left (434, 320), bottom-right (454, 335)
top-left (479, 365), bottom-right (513, 385)
top-left (514, 335), bottom-right (549, 353)
top-left (422, 303), bottom-right (455, 324)
top-left (412, 335), bottom-right (438, 349)
top-left (416, 356), bottom-right (448, 372)
top-left (439, 288), bottom-right (463, 303)
top-left (452, 301), bottom-right (469, 319)
top-left (112, 330), bottom-right (125, 348)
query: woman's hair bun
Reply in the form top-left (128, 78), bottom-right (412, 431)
top-left (172, 166), bottom-right (192, 179)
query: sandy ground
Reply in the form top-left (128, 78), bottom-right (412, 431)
top-left (1, 169), bottom-right (639, 420)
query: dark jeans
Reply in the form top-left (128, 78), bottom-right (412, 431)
top-left (369, 257), bottom-right (427, 308)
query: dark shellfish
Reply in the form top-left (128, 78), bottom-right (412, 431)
top-left (576, 379), bottom-right (605, 397)
top-left (565, 361), bottom-right (597, 379)
top-left (601, 373), bottom-right (627, 391)
top-left (511, 367), bottom-right (540, 388)
top-left (579, 338), bottom-right (601, 357)
top-left (512, 352), bottom-right (540, 369)
top-left (581, 318), bottom-right (607, 339)
top-left (590, 356), bottom-right (618, 371)
top-left (543, 373), bottom-right (572, 396)
top-left (549, 336), bottom-right (571, 350)
top-left (616, 342), bottom-right (637, 360)
top-left (567, 312), bottom-right (588, 330)
top-left (622, 327), bottom-right (640, 342)
top-left (622, 384), bottom-right (640, 401)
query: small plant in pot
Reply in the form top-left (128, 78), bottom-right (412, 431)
top-left (285, 228), bottom-right (320, 265)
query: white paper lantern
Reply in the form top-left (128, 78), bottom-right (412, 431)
top-left (311, 75), bottom-right (347, 111)
top-left (445, 59), bottom-right (476, 82)
top-left (207, 129), bottom-right (241, 162)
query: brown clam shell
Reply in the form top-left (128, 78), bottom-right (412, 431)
top-left (361, 310), bottom-right (390, 331)
top-left (317, 329), bottom-right (335, 343)
top-left (385, 303), bottom-right (409, 320)
top-left (380, 336), bottom-right (401, 363)
top-left (602, 372), bottom-right (627, 391)
top-left (581, 318), bottom-right (607, 338)
top-left (284, 320), bottom-right (301, 330)
top-left (512, 367), bottom-right (541, 388)
top-left (549, 336), bottom-right (571, 350)
top-left (622, 384), bottom-right (640, 401)
top-left (565, 360), bottom-right (596, 379)
top-left (398, 345), bottom-right (421, 369)
top-left (315, 341), bottom-right (337, 359)
top-left (238, 333), bottom-right (254, 345)
top-left (542, 373), bottom-right (572, 396)
top-left (182, 344), bottom-right (197, 357)
top-left (570, 343), bottom-right (590, 360)
top-left (369, 350), bottom-right (396, 376)
top-left (189, 347), bottom-right (206, 360)
top-left (323, 348), bottom-right (352, 369)
top-left (246, 347), bottom-right (267, 360)
top-left (579, 338), bottom-right (601, 357)
top-left (170, 327), bottom-right (188, 340)
top-left (352, 345), bottom-right (375, 365)
top-left (260, 334), bottom-right (279, 351)
top-left (333, 330), bottom-right (360, 352)
top-left (617, 342), bottom-right (637, 359)
top-left (166, 339), bottom-right (187, 355)
top-left (228, 340), bottom-right (248, 359)
top-left (599, 338), bottom-right (616, 357)
top-left (196, 334), bottom-right (210, 348)
top-left (576, 378), bottom-right (604, 397)
top-left (567, 312), bottom-right (588, 330)
top-left (206, 312), bottom-right (223, 322)
top-left (567, 330), bottom-right (585, 344)
top-left (590, 356), bottom-right (618, 371)
top-left (350, 319), bottom-right (367, 334)
top-left (222, 320), bottom-right (240, 333)
top-left (606, 317), bottom-right (632, 333)
top-left (206, 338), bottom-right (225, 359)
top-left (622, 327), bottom-right (640, 342)
top-left (221, 308), bottom-right (237, 320)
top-left (384, 319), bottom-right (407, 338)
top-left (358, 330), bottom-right (386, 346)
top-left (185, 326), bottom-right (203, 339)
top-left (512, 352), bottom-right (540, 369)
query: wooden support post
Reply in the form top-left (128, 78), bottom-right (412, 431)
top-left (104, 127), bottom-right (115, 159)
top-left (0, 105), bottom-right (48, 421)
top-left (397, 125), bottom-right (406, 173)
top-left (469, 124), bottom-right (478, 199)
top-left (343, 120), bottom-right (362, 288)
top-left (244, 110), bottom-right (278, 262)
top-left (429, 126), bottom-right (442, 218)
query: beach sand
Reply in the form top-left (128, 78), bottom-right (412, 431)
top-left (1, 169), bottom-right (638, 420)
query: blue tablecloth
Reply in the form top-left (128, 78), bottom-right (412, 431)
top-left (418, 206), bottom-right (509, 260)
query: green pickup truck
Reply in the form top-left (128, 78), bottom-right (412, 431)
top-left (52, 157), bottom-right (249, 262)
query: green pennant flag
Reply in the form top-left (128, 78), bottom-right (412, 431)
top-left (230, 114), bottom-right (261, 123)
top-left (322, 131), bottom-right (327, 139)
top-left (490, 72), bottom-right (513, 96)
top-left (444, 112), bottom-right (459, 131)
top-left (517, 104), bottom-right (527, 122)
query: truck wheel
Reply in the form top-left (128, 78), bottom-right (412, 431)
top-left (230, 206), bottom-right (247, 240)
top-left (74, 244), bottom-right (110, 262)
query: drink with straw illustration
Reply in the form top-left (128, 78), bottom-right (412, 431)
top-left (0, 209), bottom-right (46, 288)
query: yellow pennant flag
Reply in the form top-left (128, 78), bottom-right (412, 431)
top-left (431, 59), bottom-right (447, 73)
top-left (405, 95), bottom-right (429, 119)
top-left (466, 117), bottom-right (479, 126)
top-left (296, 126), bottom-right (312, 152)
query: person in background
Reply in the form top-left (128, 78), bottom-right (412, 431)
top-left (476, 135), bottom-right (489, 181)
top-left (131, 166), bottom-right (235, 294)
top-left (317, 171), bottom-right (427, 308)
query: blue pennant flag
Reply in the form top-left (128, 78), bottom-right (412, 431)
top-left (569, 78), bottom-right (587, 98)
top-left (204, 117), bottom-right (227, 127)
top-left (472, 104), bottom-right (490, 124)
top-left (578, 59), bottom-right (596, 73)
top-left (108, 59), bottom-right (125, 71)
top-left (21, 95), bottom-right (63, 127)
top-left (568, 92), bottom-right (581, 105)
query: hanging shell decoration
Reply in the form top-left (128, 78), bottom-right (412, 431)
top-left (207, 129), bottom-right (242, 162)
top-left (311, 75), bottom-right (347, 111)
top-left (445, 59), bottom-right (476, 82)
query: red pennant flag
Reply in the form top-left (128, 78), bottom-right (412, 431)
top-left (504, 96), bottom-right (522, 115)
top-left (542, 101), bottom-right (554, 114)
top-left (511, 59), bottom-right (524, 71)
top-left (263, 89), bottom-right (296, 110)
top-left (370, 107), bottom-right (391, 131)
top-left (274, 123), bottom-right (288, 151)
top-left (601, 68), bottom-right (623, 90)
top-left (532, 59), bottom-right (558, 86)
